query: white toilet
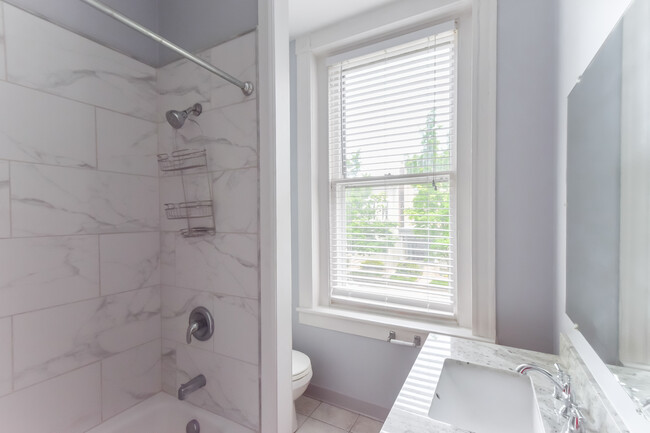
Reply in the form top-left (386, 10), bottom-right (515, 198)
top-left (292, 350), bottom-right (313, 432)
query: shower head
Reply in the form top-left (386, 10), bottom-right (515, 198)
top-left (166, 103), bottom-right (203, 129)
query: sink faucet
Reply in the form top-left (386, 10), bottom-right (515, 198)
top-left (178, 374), bottom-right (206, 400)
top-left (516, 363), bottom-right (584, 432)
top-left (516, 363), bottom-right (570, 400)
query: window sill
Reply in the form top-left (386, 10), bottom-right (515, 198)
top-left (297, 306), bottom-right (496, 345)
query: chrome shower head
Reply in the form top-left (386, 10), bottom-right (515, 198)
top-left (166, 103), bottom-right (202, 129)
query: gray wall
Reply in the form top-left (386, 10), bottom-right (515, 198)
top-left (291, 0), bottom-right (559, 415)
top-left (566, 23), bottom-right (622, 365)
top-left (158, 0), bottom-right (257, 65)
top-left (4, 0), bottom-right (257, 67)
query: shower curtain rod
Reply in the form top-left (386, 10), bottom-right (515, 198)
top-left (81, 0), bottom-right (254, 96)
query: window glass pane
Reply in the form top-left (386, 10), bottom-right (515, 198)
top-left (328, 25), bottom-right (457, 318)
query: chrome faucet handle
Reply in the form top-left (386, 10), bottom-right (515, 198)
top-left (554, 363), bottom-right (572, 400)
top-left (186, 321), bottom-right (200, 344)
top-left (185, 307), bottom-right (214, 344)
top-left (563, 405), bottom-right (585, 433)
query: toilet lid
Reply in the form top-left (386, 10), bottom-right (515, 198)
top-left (292, 350), bottom-right (311, 381)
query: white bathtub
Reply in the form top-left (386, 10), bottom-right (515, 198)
top-left (86, 392), bottom-right (254, 433)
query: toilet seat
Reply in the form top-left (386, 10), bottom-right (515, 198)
top-left (292, 350), bottom-right (312, 382)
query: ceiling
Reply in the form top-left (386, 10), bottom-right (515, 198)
top-left (288, 0), bottom-right (399, 38)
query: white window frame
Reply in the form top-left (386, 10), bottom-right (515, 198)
top-left (295, 0), bottom-right (496, 343)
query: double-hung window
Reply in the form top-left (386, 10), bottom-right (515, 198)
top-left (295, 0), bottom-right (496, 342)
top-left (327, 24), bottom-right (457, 320)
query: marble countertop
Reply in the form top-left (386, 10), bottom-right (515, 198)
top-left (381, 333), bottom-right (567, 433)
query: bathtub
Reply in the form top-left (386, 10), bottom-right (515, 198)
top-left (86, 392), bottom-right (254, 433)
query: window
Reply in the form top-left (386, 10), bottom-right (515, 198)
top-left (295, 0), bottom-right (496, 342)
top-left (328, 24), bottom-right (457, 320)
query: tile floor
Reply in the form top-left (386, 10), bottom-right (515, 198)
top-left (295, 395), bottom-right (384, 433)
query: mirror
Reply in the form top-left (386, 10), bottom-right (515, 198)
top-left (566, 0), bottom-right (650, 418)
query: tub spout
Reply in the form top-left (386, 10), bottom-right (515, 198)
top-left (178, 374), bottom-right (206, 400)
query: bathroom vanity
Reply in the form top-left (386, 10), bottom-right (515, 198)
top-left (381, 333), bottom-right (627, 433)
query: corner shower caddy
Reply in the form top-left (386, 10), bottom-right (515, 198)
top-left (158, 149), bottom-right (216, 238)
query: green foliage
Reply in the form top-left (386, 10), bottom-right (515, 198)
top-left (389, 262), bottom-right (423, 282)
top-left (345, 187), bottom-right (396, 254)
top-left (404, 110), bottom-right (451, 259)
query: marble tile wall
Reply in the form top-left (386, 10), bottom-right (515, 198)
top-left (157, 30), bottom-right (260, 432)
top-left (0, 3), bottom-right (162, 432)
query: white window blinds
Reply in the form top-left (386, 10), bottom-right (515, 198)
top-left (328, 23), bottom-right (457, 318)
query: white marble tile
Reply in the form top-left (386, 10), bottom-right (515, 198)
top-left (160, 232), bottom-right (176, 286)
top-left (210, 32), bottom-right (257, 109)
top-left (212, 168), bottom-right (258, 233)
top-left (0, 80), bottom-right (96, 167)
top-left (297, 418), bottom-right (348, 433)
top-left (4, 4), bottom-right (157, 121)
top-left (176, 344), bottom-right (260, 430)
top-left (0, 363), bottom-right (101, 433)
top-left (161, 285), bottom-right (214, 352)
top-left (97, 108), bottom-right (158, 177)
top-left (101, 339), bottom-right (162, 420)
top-left (157, 49), bottom-right (213, 122)
top-left (13, 286), bottom-right (160, 389)
top-left (0, 3), bottom-right (5, 81)
top-left (100, 232), bottom-right (160, 295)
top-left (0, 235), bottom-right (99, 317)
top-left (158, 100), bottom-right (258, 172)
top-left (296, 396), bottom-right (321, 416)
top-left (351, 416), bottom-right (384, 433)
top-left (311, 403), bottom-right (359, 431)
top-left (0, 161), bottom-right (9, 238)
top-left (175, 233), bottom-right (259, 299)
top-left (11, 163), bottom-right (159, 236)
top-left (162, 338), bottom-right (177, 396)
top-left (213, 294), bottom-right (259, 365)
top-left (0, 317), bottom-right (11, 397)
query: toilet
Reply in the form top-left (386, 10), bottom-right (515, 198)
top-left (292, 350), bottom-right (313, 432)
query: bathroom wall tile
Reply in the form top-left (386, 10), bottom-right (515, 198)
top-left (212, 168), bottom-right (258, 233)
top-left (157, 99), bottom-right (258, 172)
top-left (0, 235), bottom-right (99, 317)
top-left (0, 3), bottom-right (6, 81)
top-left (213, 294), bottom-right (259, 365)
top-left (101, 339), bottom-right (162, 420)
top-left (175, 233), bottom-right (259, 299)
top-left (0, 81), bottom-right (96, 167)
top-left (0, 363), bottom-right (101, 433)
top-left (97, 108), bottom-right (158, 177)
top-left (160, 232), bottom-right (176, 286)
top-left (0, 317), bottom-right (11, 397)
top-left (100, 232), bottom-right (160, 295)
top-left (11, 163), bottom-right (159, 236)
top-left (161, 285), bottom-right (214, 352)
top-left (162, 338), bottom-right (177, 396)
top-left (3, 4), bottom-right (157, 121)
top-left (0, 161), bottom-right (9, 238)
top-left (13, 286), bottom-right (160, 389)
top-left (210, 31), bottom-right (257, 109)
top-left (176, 344), bottom-right (260, 430)
top-left (157, 49), bottom-right (213, 123)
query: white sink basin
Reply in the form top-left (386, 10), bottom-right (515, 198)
top-left (428, 358), bottom-right (545, 433)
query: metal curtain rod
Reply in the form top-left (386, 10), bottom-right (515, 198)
top-left (81, 0), bottom-right (254, 96)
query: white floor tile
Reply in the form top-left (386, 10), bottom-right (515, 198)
top-left (351, 415), bottom-right (383, 433)
top-left (297, 418), bottom-right (347, 433)
top-left (297, 413), bottom-right (309, 429)
top-left (295, 395), bottom-right (320, 416)
top-left (311, 402), bottom-right (359, 431)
